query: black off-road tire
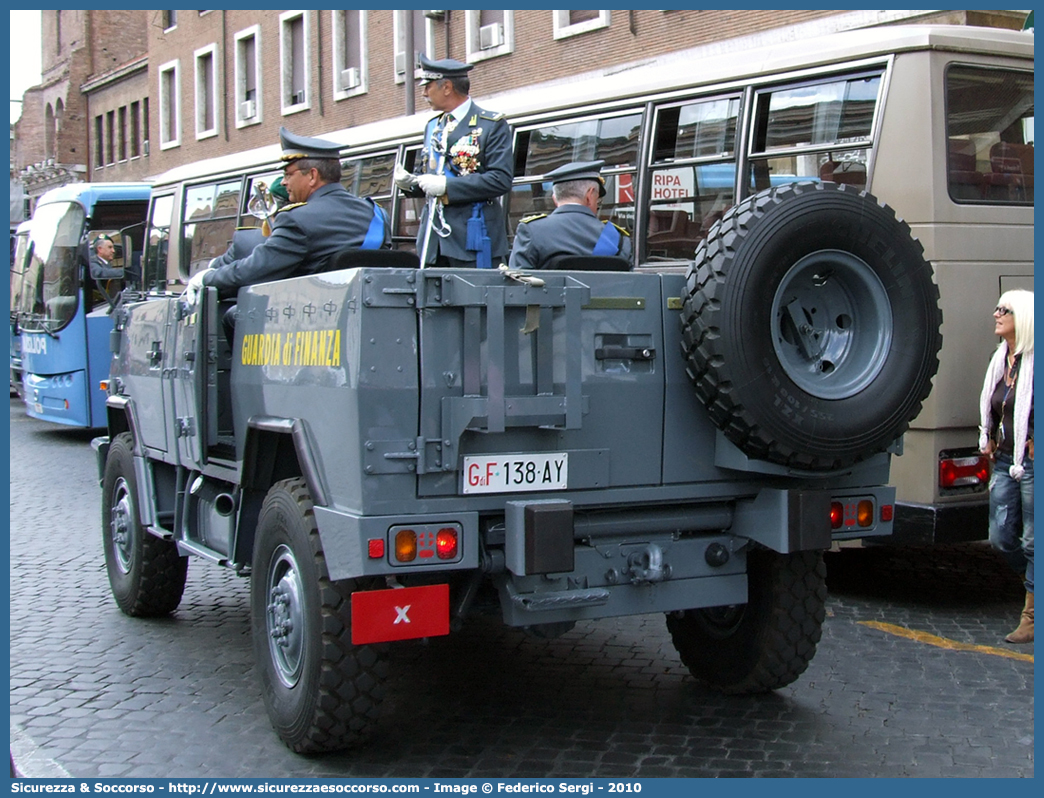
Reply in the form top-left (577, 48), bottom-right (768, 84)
top-left (101, 432), bottom-right (188, 616)
top-left (251, 478), bottom-right (388, 754)
top-left (666, 549), bottom-right (827, 694)
top-left (681, 181), bottom-right (942, 471)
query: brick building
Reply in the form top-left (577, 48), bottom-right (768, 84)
top-left (12, 9), bottom-right (1026, 199)
top-left (12, 9), bottom-right (149, 210)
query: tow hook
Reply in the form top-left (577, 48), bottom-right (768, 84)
top-left (626, 544), bottom-right (670, 584)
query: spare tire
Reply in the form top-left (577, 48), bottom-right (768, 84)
top-left (681, 181), bottom-right (942, 471)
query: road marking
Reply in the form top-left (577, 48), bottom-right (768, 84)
top-left (859, 620), bottom-right (1034, 663)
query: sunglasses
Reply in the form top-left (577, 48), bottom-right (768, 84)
top-left (994, 306), bottom-right (1013, 316)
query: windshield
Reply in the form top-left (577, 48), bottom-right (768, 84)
top-left (10, 230), bottom-right (32, 316)
top-left (18, 202), bottom-right (86, 333)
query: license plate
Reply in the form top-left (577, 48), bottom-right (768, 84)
top-left (462, 452), bottom-right (568, 494)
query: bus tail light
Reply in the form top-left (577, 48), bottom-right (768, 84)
top-left (939, 454), bottom-right (990, 489)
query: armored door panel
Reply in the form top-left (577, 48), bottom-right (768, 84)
top-left (118, 299), bottom-right (173, 454)
top-left (170, 291), bottom-right (218, 468)
top-left (416, 270), bottom-right (666, 497)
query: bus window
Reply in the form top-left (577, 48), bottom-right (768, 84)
top-left (242, 171), bottom-right (283, 230)
top-left (511, 112), bottom-right (641, 237)
top-left (750, 71), bottom-right (881, 193)
top-left (396, 147), bottom-right (424, 250)
top-left (342, 152), bottom-right (396, 200)
top-left (945, 65), bottom-right (1033, 205)
top-left (183, 179), bottom-right (243, 277)
top-left (646, 97), bottom-right (740, 260)
top-left (143, 194), bottom-right (174, 289)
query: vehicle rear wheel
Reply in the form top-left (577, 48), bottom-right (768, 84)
top-left (101, 432), bottom-right (188, 616)
top-left (666, 549), bottom-right (826, 693)
top-left (681, 181), bottom-right (942, 470)
top-left (251, 477), bottom-right (388, 754)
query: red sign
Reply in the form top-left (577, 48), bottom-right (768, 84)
top-left (351, 583), bottom-right (450, 644)
top-left (617, 172), bottom-right (635, 204)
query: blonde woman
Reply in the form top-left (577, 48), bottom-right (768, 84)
top-left (979, 288), bottom-right (1034, 643)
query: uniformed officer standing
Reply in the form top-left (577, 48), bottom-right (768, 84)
top-left (508, 160), bottom-right (632, 271)
top-left (394, 54), bottom-right (513, 268)
top-left (184, 127), bottom-right (390, 304)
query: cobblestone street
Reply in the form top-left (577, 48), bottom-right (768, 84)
top-left (9, 402), bottom-right (1034, 778)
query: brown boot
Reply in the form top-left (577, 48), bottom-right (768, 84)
top-left (1005, 592), bottom-right (1034, 644)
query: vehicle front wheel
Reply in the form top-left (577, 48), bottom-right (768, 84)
top-left (101, 432), bottom-right (188, 616)
top-left (666, 549), bottom-right (826, 693)
top-left (251, 478), bottom-right (388, 754)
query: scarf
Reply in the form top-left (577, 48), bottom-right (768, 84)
top-left (978, 340), bottom-right (1033, 480)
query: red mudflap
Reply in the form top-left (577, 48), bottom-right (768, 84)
top-left (351, 583), bottom-right (450, 644)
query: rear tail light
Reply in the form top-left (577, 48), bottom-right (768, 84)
top-left (939, 454), bottom-right (990, 489)
top-left (388, 523), bottom-right (463, 566)
top-left (436, 527), bottom-right (458, 560)
top-left (394, 529), bottom-right (417, 562)
top-left (830, 502), bottom-right (844, 529)
top-left (367, 538), bottom-right (385, 559)
top-left (857, 500), bottom-right (874, 527)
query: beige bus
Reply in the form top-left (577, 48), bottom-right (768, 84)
top-left (142, 23), bottom-right (1033, 544)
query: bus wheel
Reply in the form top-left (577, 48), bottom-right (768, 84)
top-left (251, 478), bottom-right (388, 754)
top-left (681, 181), bottom-right (942, 471)
top-left (101, 432), bottom-right (188, 616)
top-left (666, 549), bottom-right (826, 693)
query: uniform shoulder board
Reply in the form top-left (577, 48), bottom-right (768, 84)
top-left (610, 222), bottom-right (631, 237)
top-left (276, 202), bottom-right (307, 215)
top-left (520, 213), bottom-right (548, 224)
top-left (479, 109), bottom-right (506, 122)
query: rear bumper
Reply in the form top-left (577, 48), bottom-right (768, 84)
top-left (869, 500), bottom-right (988, 546)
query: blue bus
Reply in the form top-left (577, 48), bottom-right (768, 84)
top-left (14, 183), bottom-right (150, 427)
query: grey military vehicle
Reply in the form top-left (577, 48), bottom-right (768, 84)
top-left (94, 183), bottom-right (942, 753)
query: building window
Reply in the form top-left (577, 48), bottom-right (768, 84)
top-left (94, 115), bottom-right (104, 169)
top-left (143, 97), bottom-right (150, 155)
top-left (118, 105), bottom-right (127, 161)
top-left (162, 11), bottom-right (177, 30)
top-left (552, 10), bottom-right (611, 40)
top-left (279, 10), bottom-right (311, 113)
top-left (465, 10), bottom-right (514, 63)
top-left (194, 43), bottom-right (218, 139)
top-left (130, 101), bottom-right (140, 158)
top-left (105, 110), bottom-right (115, 164)
top-left (158, 59), bottom-right (180, 149)
top-left (234, 25), bottom-right (262, 127)
top-left (393, 9), bottom-right (433, 84)
top-left (332, 11), bottom-right (368, 100)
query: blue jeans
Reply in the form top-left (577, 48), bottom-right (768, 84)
top-left (989, 455), bottom-right (1034, 593)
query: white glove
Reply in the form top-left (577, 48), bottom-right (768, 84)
top-left (416, 174), bottom-right (447, 198)
top-left (183, 268), bottom-right (211, 307)
top-left (393, 165), bottom-right (418, 191)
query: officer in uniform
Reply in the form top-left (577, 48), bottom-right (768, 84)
top-left (184, 127), bottom-right (390, 305)
top-left (394, 54), bottom-right (513, 268)
top-left (508, 160), bottom-right (632, 270)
